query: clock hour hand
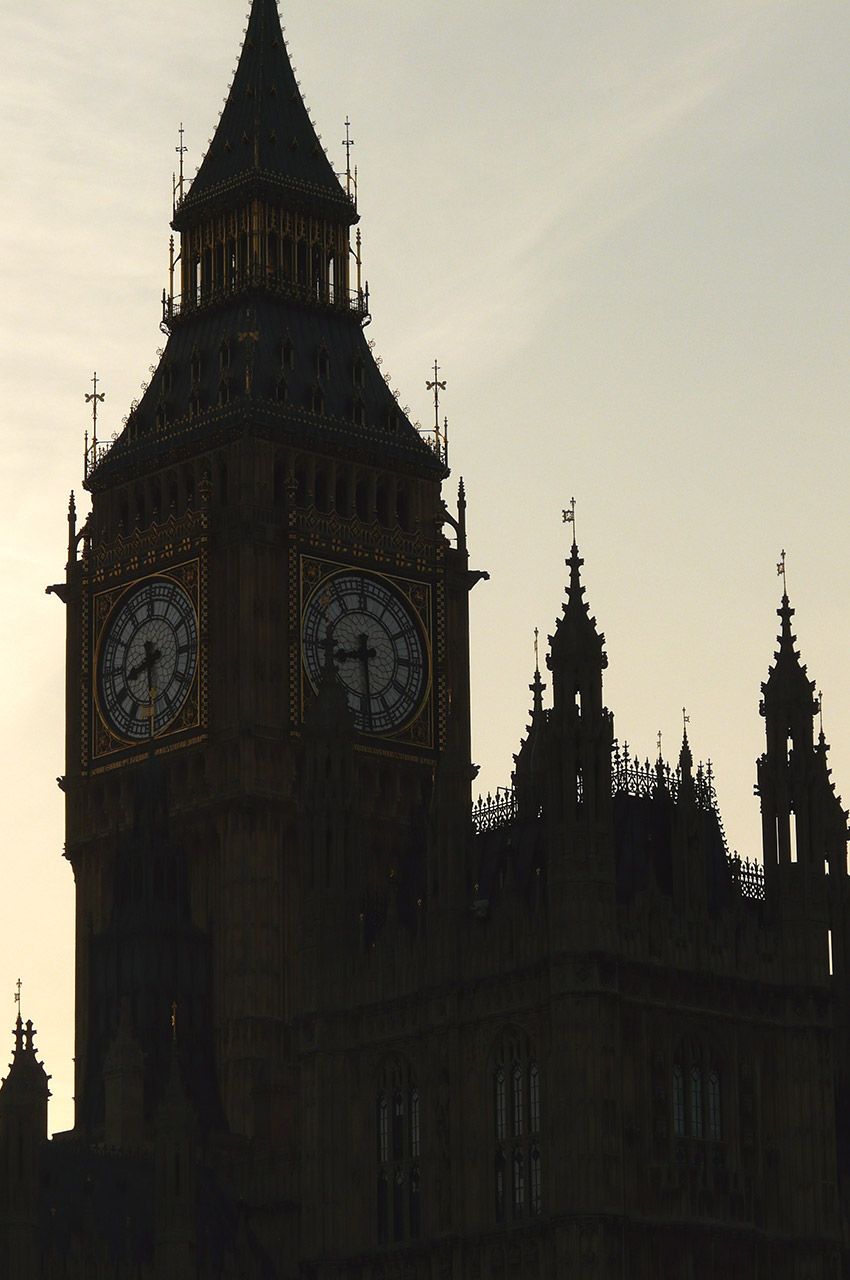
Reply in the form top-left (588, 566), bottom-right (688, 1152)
top-left (127, 639), bottom-right (162, 684)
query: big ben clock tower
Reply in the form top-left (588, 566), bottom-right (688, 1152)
top-left (60, 0), bottom-right (474, 1159)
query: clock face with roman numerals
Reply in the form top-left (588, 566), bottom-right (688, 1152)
top-left (301, 570), bottom-right (427, 735)
top-left (96, 578), bottom-right (198, 742)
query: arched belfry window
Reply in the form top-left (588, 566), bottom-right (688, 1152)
top-left (493, 1031), bottom-right (541, 1224)
top-left (672, 1042), bottom-right (723, 1167)
top-left (376, 1058), bottom-right (420, 1246)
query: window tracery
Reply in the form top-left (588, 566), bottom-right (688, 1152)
top-left (672, 1042), bottom-right (723, 1166)
top-left (376, 1059), bottom-right (420, 1245)
top-left (493, 1031), bottom-right (541, 1225)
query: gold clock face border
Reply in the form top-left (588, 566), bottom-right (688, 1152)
top-left (89, 560), bottom-right (206, 763)
top-left (298, 556), bottom-right (435, 750)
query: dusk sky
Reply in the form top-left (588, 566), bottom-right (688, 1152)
top-left (2, 0), bottom-right (849, 1132)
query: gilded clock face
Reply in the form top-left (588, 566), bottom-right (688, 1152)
top-left (96, 578), bottom-right (198, 741)
top-left (302, 571), bottom-right (427, 734)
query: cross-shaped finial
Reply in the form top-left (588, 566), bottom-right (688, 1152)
top-left (85, 372), bottom-right (105, 452)
top-left (533, 626), bottom-right (539, 673)
top-left (683, 708), bottom-right (690, 731)
top-left (818, 690), bottom-right (824, 736)
top-left (84, 372), bottom-right (104, 479)
top-left (562, 497), bottom-right (577, 542)
top-left (14, 979), bottom-right (21, 1010)
top-left (657, 729), bottom-right (663, 758)
top-left (342, 116), bottom-right (355, 196)
top-left (777, 549), bottom-right (787, 596)
top-left (175, 123), bottom-right (188, 204)
top-left (426, 359), bottom-right (446, 441)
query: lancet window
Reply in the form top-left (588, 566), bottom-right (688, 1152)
top-left (493, 1031), bottom-right (541, 1225)
top-left (376, 1058), bottom-right (421, 1245)
top-left (672, 1042), bottom-right (723, 1165)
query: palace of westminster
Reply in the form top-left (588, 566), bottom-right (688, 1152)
top-left (2, 2), bottom-right (850, 1276)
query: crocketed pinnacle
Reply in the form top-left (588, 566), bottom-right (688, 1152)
top-left (677, 723), bottom-right (696, 804)
top-left (548, 541), bottom-right (608, 671)
top-left (529, 662), bottom-right (545, 719)
top-left (761, 592), bottom-right (817, 715)
top-left (678, 725), bottom-right (693, 778)
top-left (0, 1015), bottom-right (51, 1101)
top-left (513, 659), bottom-right (547, 800)
top-left (176, 0), bottom-right (353, 224)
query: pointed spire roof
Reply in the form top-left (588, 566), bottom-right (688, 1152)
top-left (175, 0), bottom-right (353, 225)
top-left (548, 541), bottom-right (608, 670)
top-left (676, 720), bottom-right (696, 805)
top-left (515, 652), bottom-right (547, 760)
top-left (761, 591), bottom-right (817, 715)
top-left (678, 724), bottom-right (693, 777)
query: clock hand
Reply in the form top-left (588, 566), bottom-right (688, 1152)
top-left (127, 639), bottom-right (162, 683)
top-left (335, 631), bottom-right (377, 730)
top-left (359, 632), bottom-right (374, 733)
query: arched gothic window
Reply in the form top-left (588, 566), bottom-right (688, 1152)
top-left (493, 1031), bottom-right (541, 1224)
top-left (672, 1042), bottom-right (723, 1166)
top-left (376, 1059), bottom-right (420, 1246)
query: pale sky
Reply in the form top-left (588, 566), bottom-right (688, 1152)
top-left (1, 0), bottom-right (848, 1133)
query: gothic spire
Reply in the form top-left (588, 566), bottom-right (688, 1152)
top-left (548, 541), bottom-right (608, 672)
top-left (175, 0), bottom-right (353, 227)
top-left (678, 722), bottom-right (693, 778)
top-left (513, 652), bottom-right (548, 823)
top-left (760, 590), bottom-right (818, 730)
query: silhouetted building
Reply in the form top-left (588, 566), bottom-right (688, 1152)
top-left (4, 1), bottom-right (850, 1275)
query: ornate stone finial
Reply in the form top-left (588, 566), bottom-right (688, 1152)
top-left (14, 978), bottom-right (21, 1013)
top-left (657, 729), bottom-right (663, 761)
top-left (84, 372), bottom-right (105, 477)
top-left (425, 360), bottom-right (447, 460)
top-left (342, 115), bottom-right (355, 197)
top-left (528, 634), bottom-right (546, 719)
top-left (777, 548), bottom-right (787, 596)
top-left (175, 122), bottom-right (188, 207)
